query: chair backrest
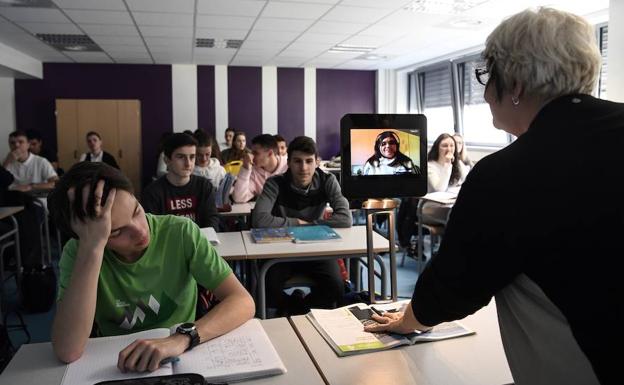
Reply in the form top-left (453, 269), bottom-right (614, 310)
top-left (223, 160), bottom-right (243, 176)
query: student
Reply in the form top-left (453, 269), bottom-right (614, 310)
top-left (142, 133), bottom-right (219, 229)
top-left (361, 131), bottom-right (420, 175)
top-left (192, 131), bottom-right (226, 190)
top-left (26, 129), bottom-right (59, 171)
top-left (220, 132), bottom-right (250, 164)
top-left (422, 133), bottom-right (467, 224)
top-left (252, 136), bottom-right (352, 315)
top-left (3, 130), bottom-right (58, 192)
top-left (274, 134), bottom-right (288, 157)
top-left (232, 134), bottom-right (288, 203)
top-left (48, 162), bottom-right (254, 371)
top-left (80, 131), bottom-right (120, 169)
top-left (365, 8), bottom-right (615, 385)
top-left (219, 127), bottom-right (235, 151)
top-left (453, 133), bottom-right (474, 169)
top-left (155, 132), bottom-right (173, 178)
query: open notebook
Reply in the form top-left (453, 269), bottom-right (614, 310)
top-left (61, 319), bottom-right (286, 385)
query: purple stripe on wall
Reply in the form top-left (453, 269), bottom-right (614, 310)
top-left (197, 65), bottom-right (216, 138)
top-left (277, 68), bottom-right (304, 143)
top-left (316, 69), bottom-right (376, 159)
top-left (14, 63), bottom-right (172, 188)
top-left (228, 66), bottom-right (262, 140)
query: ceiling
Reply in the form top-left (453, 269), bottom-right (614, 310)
top-left (0, 0), bottom-right (610, 70)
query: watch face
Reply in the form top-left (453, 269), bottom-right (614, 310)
top-left (179, 322), bottom-right (195, 332)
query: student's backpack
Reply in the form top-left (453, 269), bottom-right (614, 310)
top-left (215, 173), bottom-right (235, 208)
top-left (20, 264), bottom-right (57, 313)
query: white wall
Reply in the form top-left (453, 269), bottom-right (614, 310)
top-left (608, 0), bottom-right (623, 102)
top-left (262, 66), bottom-right (278, 135)
top-left (171, 64), bottom-right (198, 133)
top-left (0, 77), bottom-right (15, 157)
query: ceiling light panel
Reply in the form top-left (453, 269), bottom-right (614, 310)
top-left (125, 0), bottom-right (194, 13)
top-left (64, 10), bottom-right (133, 25)
top-left (196, 15), bottom-right (255, 29)
top-left (132, 12), bottom-right (193, 27)
top-left (0, 7), bottom-right (69, 22)
top-left (52, 0), bottom-right (126, 11)
top-left (197, 0), bottom-right (265, 17)
top-left (262, 2), bottom-right (332, 19)
top-left (36, 33), bottom-right (102, 51)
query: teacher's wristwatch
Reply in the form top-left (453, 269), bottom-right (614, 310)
top-left (176, 322), bottom-right (200, 351)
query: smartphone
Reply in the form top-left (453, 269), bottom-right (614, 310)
top-left (94, 373), bottom-right (209, 385)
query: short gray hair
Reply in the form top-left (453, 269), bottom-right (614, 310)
top-left (483, 7), bottom-right (601, 102)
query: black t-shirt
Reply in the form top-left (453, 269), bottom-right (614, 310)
top-left (141, 175), bottom-right (219, 229)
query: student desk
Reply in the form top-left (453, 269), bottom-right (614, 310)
top-left (241, 226), bottom-right (392, 319)
top-left (290, 301), bottom-right (513, 385)
top-left (212, 231), bottom-right (247, 261)
top-left (0, 318), bottom-right (324, 385)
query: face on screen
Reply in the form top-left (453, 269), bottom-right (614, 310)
top-left (350, 129), bottom-right (420, 176)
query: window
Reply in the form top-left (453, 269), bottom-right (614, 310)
top-left (598, 25), bottom-right (608, 99)
top-left (459, 60), bottom-right (509, 146)
top-left (422, 66), bottom-right (454, 142)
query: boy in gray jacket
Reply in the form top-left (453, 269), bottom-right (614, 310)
top-left (252, 136), bottom-right (352, 315)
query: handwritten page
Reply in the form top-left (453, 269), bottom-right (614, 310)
top-left (175, 318), bottom-right (286, 383)
top-left (61, 328), bottom-right (172, 385)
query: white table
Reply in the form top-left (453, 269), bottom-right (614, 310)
top-left (291, 301), bottom-right (513, 385)
top-left (0, 318), bottom-right (324, 385)
top-left (217, 202), bottom-right (255, 217)
top-left (242, 226), bottom-right (392, 319)
top-left (212, 231), bottom-right (247, 261)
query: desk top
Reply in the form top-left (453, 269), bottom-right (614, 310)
top-left (213, 231), bottom-right (247, 260)
top-left (0, 206), bottom-right (24, 220)
top-left (291, 301), bottom-right (513, 385)
top-left (218, 202), bottom-right (256, 217)
top-left (0, 318), bottom-right (324, 385)
top-left (242, 226), bottom-right (391, 260)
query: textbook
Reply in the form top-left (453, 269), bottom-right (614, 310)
top-left (288, 225), bottom-right (342, 243)
top-left (307, 301), bottom-right (474, 357)
top-left (200, 227), bottom-right (220, 245)
top-left (61, 319), bottom-right (286, 385)
top-left (250, 227), bottom-right (294, 243)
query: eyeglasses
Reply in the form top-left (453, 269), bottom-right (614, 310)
top-left (475, 66), bottom-right (490, 86)
top-left (380, 140), bottom-right (397, 146)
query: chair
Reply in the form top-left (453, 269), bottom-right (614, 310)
top-left (223, 160), bottom-right (243, 176)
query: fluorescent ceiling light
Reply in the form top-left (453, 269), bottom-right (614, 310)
top-left (329, 44), bottom-right (375, 54)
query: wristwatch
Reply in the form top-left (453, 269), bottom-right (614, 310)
top-left (176, 322), bottom-right (200, 351)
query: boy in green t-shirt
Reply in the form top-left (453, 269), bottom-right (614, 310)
top-left (48, 162), bottom-right (254, 373)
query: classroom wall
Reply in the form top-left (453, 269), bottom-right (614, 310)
top-left (14, 63), bottom-right (173, 187)
top-left (0, 77), bottom-right (15, 157)
top-left (12, 64), bottom-right (375, 185)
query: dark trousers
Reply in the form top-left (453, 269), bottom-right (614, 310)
top-left (265, 259), bottom-right (344, 314)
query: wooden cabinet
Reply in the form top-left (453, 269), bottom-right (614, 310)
top-left (56, 99), bottom-right (142, 194)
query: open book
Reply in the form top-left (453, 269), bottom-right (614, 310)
top-left (61, 319), bottom-right (286, 385)
top-left (307, 301), bottom-right (474, 357)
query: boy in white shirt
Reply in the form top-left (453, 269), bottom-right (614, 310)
top-left (192, 131), bottom-right (226, 190)
top-left (3, 130), bottom-right (58, 192)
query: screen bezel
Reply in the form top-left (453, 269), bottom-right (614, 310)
top-left (340, 114), bottom-right (428, 199)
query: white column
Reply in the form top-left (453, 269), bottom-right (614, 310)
top-left (608, 0), bottom-right (624, 102)
top-left (376, 69), bottom-right (396, 113)
top-left (304, 67), bottom-right (316, 140)
top-left (262, 66), bottom-right (278, 135)
top-left (171, 64), bottom-right (198, 133)
top-left (0, 78), bottom-right (15, 157)
top-left (395, 70), bottom-right (409, 113)
top-left (214, 65), bottom-right (229, 141)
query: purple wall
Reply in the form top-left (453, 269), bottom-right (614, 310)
top-left (197, 65), bottom-right (216, 138)
top-left (277, 68), bottom-right (304, 143)
top-left (228, 66), bottom-right (262, 140)
top-left (14, 63), bottom-right (172, 187)
top-left (316, 69), bottom-right (376, 159)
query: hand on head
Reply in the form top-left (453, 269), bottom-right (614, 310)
top-left (67, 179), bottom-right (116, 249)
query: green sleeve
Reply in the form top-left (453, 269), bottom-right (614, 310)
top-left (184, 219), bottom-right (232, 291)
top-left (57, 239), bottom-right (79, 301)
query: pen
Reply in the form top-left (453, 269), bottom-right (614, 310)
top-left (159, 356), bottom-right (180, 366)
top-left (370, 307), bottom-right (385, 317)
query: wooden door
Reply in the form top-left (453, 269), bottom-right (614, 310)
top-left (56, 99), bottom-right (142, 194)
